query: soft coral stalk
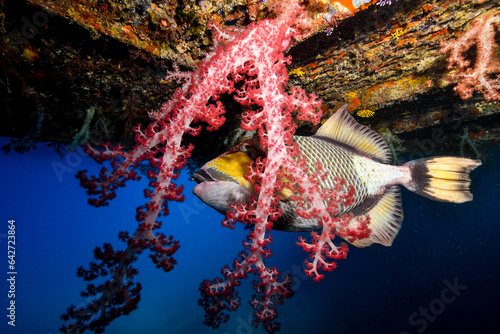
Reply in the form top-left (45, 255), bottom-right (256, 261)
top-left (197, 2), bottom-right (370, 332)
top-left (440, 13), bottom-right (500, 101)
top-left (63, 0), bottom-right (360, 332)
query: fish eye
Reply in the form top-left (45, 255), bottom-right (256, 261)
top-left (240, 143), bottom-right (251, 153)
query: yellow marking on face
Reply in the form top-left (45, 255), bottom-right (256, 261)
top-left (205, 152), bottom-right (253, 190)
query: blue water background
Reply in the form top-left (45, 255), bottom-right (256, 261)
top-left (0, 136), bottom-right (499, 334)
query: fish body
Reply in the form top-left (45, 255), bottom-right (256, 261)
top-left (193, 105), bottom-right (481, 247)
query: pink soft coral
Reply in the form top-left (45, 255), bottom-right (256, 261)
top-left (441, 13), bottom-right (500, 101)
top-left (63, 1), bottom-right (365, 333)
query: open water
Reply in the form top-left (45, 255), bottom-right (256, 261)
top-left (0, 137), bottom-right (499, 334)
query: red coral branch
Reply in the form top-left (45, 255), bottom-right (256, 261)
top-left (63, 0), bottom-right (365, 332)
top-left (198, 1), bottom-right (371, 329)
top-left (282, 149), bottom-right (370, 282)
top-left (197, 2), bottom-right (324, 330)
top-left (440, 13), bottom-right (500, 100)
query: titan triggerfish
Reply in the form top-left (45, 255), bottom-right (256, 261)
top-left (193, 105), bottom-right (481, 247)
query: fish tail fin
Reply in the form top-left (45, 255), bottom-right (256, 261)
top-left (403, 157), bottom-right (481, 203)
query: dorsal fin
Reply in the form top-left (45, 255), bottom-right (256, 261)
top-left (315, 105), bottom-right (392, 163)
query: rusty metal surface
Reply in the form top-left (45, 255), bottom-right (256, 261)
top-left (1, 0), bottom-right (499, 163)
top-left (287, 0), bottom-right (500, 159)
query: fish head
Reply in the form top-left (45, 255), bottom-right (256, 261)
top-left (192, 139), bottom-right (263, 215)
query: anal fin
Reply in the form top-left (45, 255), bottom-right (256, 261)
top-left (351, 186), bottom-right (404, 248)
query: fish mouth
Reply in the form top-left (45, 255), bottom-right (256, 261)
top-left (192, 167), bottom-right (253, 214)
top-left (193, 168), bottom-right (216, 184)
top-left (193, 167), bottom-right (239, 184)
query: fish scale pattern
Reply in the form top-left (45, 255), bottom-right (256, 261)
top-left (294, 135), bottom-right (370, 214)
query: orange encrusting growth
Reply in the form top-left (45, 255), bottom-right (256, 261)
top-left (336, 0), bottom-right (359, 13)
top-left (335, 0), bottom-right (379, 13)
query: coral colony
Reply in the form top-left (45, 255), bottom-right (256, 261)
top-left (60, 1), bottom-right (496, 333)
top-left (440, 13), bottom-right (500, 101)
top-left (60, 1), bottom-right (367, 332)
